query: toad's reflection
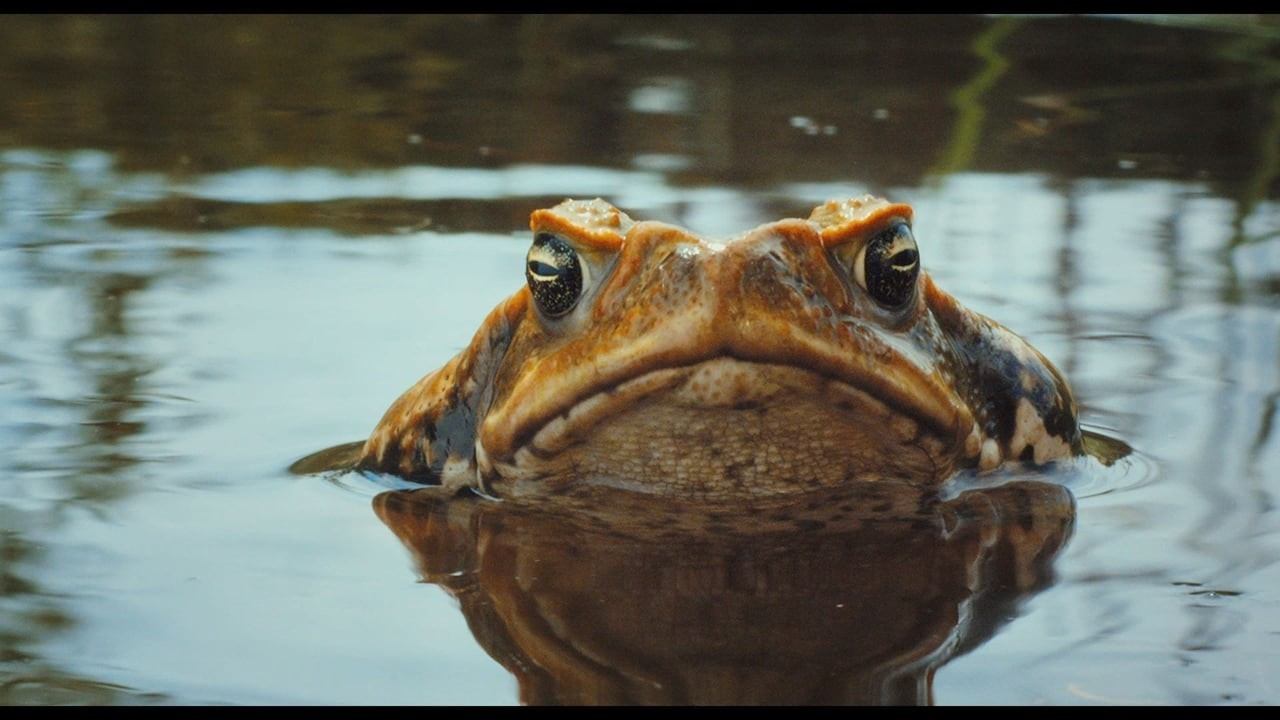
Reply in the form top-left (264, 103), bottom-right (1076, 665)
top-left (373, 480), bottom-right (1074, 705)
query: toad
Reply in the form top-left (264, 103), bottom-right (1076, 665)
top-left (356, 197), bottom-right (1082, 499)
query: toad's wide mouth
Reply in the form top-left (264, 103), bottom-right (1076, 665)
top-left (476, 356), bottom-right (976, 494)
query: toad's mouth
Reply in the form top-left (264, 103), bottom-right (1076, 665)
top-left (476, 356), bottom-right (976, 495)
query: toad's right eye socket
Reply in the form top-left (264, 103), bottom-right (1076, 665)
top-left (526, 233), bottom-right (586, 318)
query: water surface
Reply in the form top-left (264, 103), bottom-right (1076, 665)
top-left (2, 15), bottom-right (1280, 705)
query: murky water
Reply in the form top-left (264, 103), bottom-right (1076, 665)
top-left (3, 15), bottom-right (1280, 705)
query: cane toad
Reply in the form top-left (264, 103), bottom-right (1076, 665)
top-left (356, 197), bottom-right (1082, 499)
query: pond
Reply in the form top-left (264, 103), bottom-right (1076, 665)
top-left (2, 14), bottom-right (1279, 705)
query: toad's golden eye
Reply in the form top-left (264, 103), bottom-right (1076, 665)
top-left (526, 232), bottom-right (586, 318)
top-left (854, 222), bottom-right (919, 309)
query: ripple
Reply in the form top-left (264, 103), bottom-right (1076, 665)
top-left (322, 469), bottom-right (426, 497)
top-left (939, 427), bottom-right (1156, 501)
top-left (299, 429), bottom-right (1156, 503)
top-left (288, 440), bottom-right (428, 497)
top-left (286, 440), bottom-right (363, 475)
top-left (1066, 426), bottom-right (1159, 499)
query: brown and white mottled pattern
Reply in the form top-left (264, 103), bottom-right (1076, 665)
top-left (357, 196), bottom-right (1083, 499)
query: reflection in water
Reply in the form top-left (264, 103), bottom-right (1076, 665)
top-left (929, 16), bottom-right (1021, 178)
top-left (374, 481), bottom-right (1074, 705)
top-left (0, 154), bottom-right (194, 704)
top-left (2, 14), bottom-right (1280, 704)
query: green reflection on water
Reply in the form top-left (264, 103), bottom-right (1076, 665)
top-left (929, 16), bottom-right (1022, 178)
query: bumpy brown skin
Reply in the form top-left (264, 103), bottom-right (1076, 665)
top-left (357, 197), bottom-right (1082, 499)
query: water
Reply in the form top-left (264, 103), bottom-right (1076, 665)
top-left (2, 14), bottom-right (1280, 705)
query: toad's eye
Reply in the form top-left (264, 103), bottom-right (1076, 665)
top-left (526, 232), bottom-right (586, 318)
top-left (854, 222), bottom-right (919, 309)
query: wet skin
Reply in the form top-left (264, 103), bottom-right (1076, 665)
top-left (357, 197), bottom-right (1082, 499)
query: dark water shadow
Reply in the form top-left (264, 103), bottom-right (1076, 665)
top-left (373, 480), bottom-right (1075, 705)
top-left (1080, 428), bottom-right (1132, 466)
top-left (287, 440), bottom-right (365, 475)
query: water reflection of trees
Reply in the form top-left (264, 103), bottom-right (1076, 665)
top-left (0, 160), bottom-right (209, 703)
top-left (3, 16), bottom-right (1279, 189)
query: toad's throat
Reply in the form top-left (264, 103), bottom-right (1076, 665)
top-left (485, 357), bottom-right (968, 491)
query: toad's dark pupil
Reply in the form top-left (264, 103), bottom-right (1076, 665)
top-left (890, 248), bottom-right (918, 269)
top-left (527, 260), bottom-right (560, 278)
top-left (865, 226), bottom-right (919, 309)
top-left (526, 234), bottom-right (583, 318)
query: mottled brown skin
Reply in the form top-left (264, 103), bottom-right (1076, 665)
top-left (358, 197), bottom-right (1082, 499)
